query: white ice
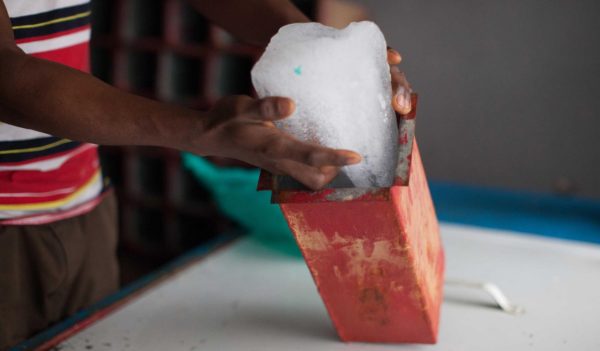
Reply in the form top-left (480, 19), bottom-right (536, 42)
top-left (251, 21), bottom-right (398, 188)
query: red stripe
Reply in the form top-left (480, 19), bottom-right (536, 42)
top-left (0, 143), bottom-right (95, 167)
top-left (31, 41), bottom-right (90, 72)
top-left (14, 25), bottom-right (91, 44)
top-left (0, 148), bottom-right (99, 199)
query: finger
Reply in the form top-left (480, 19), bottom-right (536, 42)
top-left (390, 66), bottom-right (411, 92)
top-left (291, 143), bottom-right (362, 168)
top-left (262, 134), bottom-right (362, 168)
top-left (272, 159), bottom-right (340, 190)
top-left (387, 47), bottom-right (402, 65)
top-left (390, 66), bottom-right (412, 114)
top-left (392, 86), bottom-right (412, 115)
top-left (244, 96), bottom-right (295, 121)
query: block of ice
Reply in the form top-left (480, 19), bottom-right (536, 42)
top-left (251, 21), bottom-right (398, 188)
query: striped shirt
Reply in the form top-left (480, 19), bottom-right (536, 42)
top-left (1, 0), bottom-right (104, 225)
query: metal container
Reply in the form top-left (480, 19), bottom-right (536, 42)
top-left (258, 95), bottom-right (444, 343)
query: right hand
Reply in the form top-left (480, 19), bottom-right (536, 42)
top-left (387, 47), bottom-right (413, 115)
top-left (194, 95), bottom-right (362, 190)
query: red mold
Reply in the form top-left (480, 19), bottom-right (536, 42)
top-left (258, 94), bottom-right (444, 344)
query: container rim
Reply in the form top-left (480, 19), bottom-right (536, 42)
top-left (258, 94), bottom-right (419, 204)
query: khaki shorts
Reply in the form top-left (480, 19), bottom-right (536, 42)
top-left (0, 192), bottom-right (119, 350)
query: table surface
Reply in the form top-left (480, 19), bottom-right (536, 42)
top-left (48, 223), bottom-right (600, 351)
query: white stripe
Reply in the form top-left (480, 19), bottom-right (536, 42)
top-left (0, 186), bottom-right (77, 198)
top-left (5, 0), bottom-right (89, 17)
top-left (0, 144), bottom-right (96, 171)
top-left (0, 123), bottom-right (50, 141)
top-left (17, 28), bottom-right (90, 54)
top-left (2, 195), bottom-right (103, 225)
top-left (0, 155), bottom-right (65, 171)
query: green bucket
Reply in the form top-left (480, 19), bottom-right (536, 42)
top-left (182, 153), bottom-right (301, 257)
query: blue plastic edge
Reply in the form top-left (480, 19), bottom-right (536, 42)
top-left (430, 180), bottom-right (600, 245)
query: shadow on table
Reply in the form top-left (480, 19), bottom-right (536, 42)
top-left (233, 304), bottom-right (338, 341)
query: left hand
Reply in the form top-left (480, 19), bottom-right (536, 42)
top-left (387, 47), bottom-right (413, 115)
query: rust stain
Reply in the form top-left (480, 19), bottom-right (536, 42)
top-left (285, 210), bottom-right (329, 251)
top-left (390, 281), bottom-right (405, 292)
top-left (358, 287), bottom-right (389, 325)
top-left (333, 265), bottom-right (343, 281)
top-left (339, 239), bottom-right (407, 285)
top-left (409, 289), bottom-right (423, 308)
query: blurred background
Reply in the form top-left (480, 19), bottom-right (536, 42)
top-left (354, 0), bottom-right (600, 197)
top-left (89, 0), bottom-right (600, 284)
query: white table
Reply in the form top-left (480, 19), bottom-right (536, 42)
top-left (46, 224), bottom-right (600, 350)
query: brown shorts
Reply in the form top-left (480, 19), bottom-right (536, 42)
top-left (0, 192), bottom-right (119, 350)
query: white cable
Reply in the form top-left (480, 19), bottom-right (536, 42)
top-left (445, 279), bottom-right (525, 315)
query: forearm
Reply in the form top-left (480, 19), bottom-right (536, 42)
top-left (188, 0), bottom-right (309, 46)
top-left (0, 48), bottom-right (205, 152)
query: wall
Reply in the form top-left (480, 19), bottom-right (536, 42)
top-left (352, 0), bottom-right (600, 198)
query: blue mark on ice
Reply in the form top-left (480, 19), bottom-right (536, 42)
top-left (293, 65), bottom-right (302, 76)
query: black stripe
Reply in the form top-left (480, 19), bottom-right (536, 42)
top-left (13, 16), bottom-right (90, 40)
top-left (0, 141), bottom-right (82, 163)
top-left (10, 3), bottom-right (90, 27)
top-left (0, 136), bottom-right (62, 150)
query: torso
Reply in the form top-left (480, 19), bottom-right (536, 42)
top-left (0, 0), bottom-right (104, 225)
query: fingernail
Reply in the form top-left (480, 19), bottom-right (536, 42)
top-left (404, 93), bottom-right (412, 112)
top-left (345, 153), bottom-right (362, 164)
top-left (387, 48), bottom-right (401, 59)
top-left (396, 93), bottom-right (406, 110)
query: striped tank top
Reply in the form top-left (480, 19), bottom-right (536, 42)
top-left (1, 0), bottom-right (104, 225)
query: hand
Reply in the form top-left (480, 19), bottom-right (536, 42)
top-left (387, 47), bottom-right (413, 115)
top-left (197, 95), bottom-right (362, 190)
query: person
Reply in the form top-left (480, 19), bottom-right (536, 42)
top-left (0, 0), bottom-right (412, 348)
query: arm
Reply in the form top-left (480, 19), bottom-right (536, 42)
top-left (0, 1), bottom-right (201, 149)
top-left (0, 0), bottom-right (359, 189)
top-left (187, 0), bottom-right (309, 46)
